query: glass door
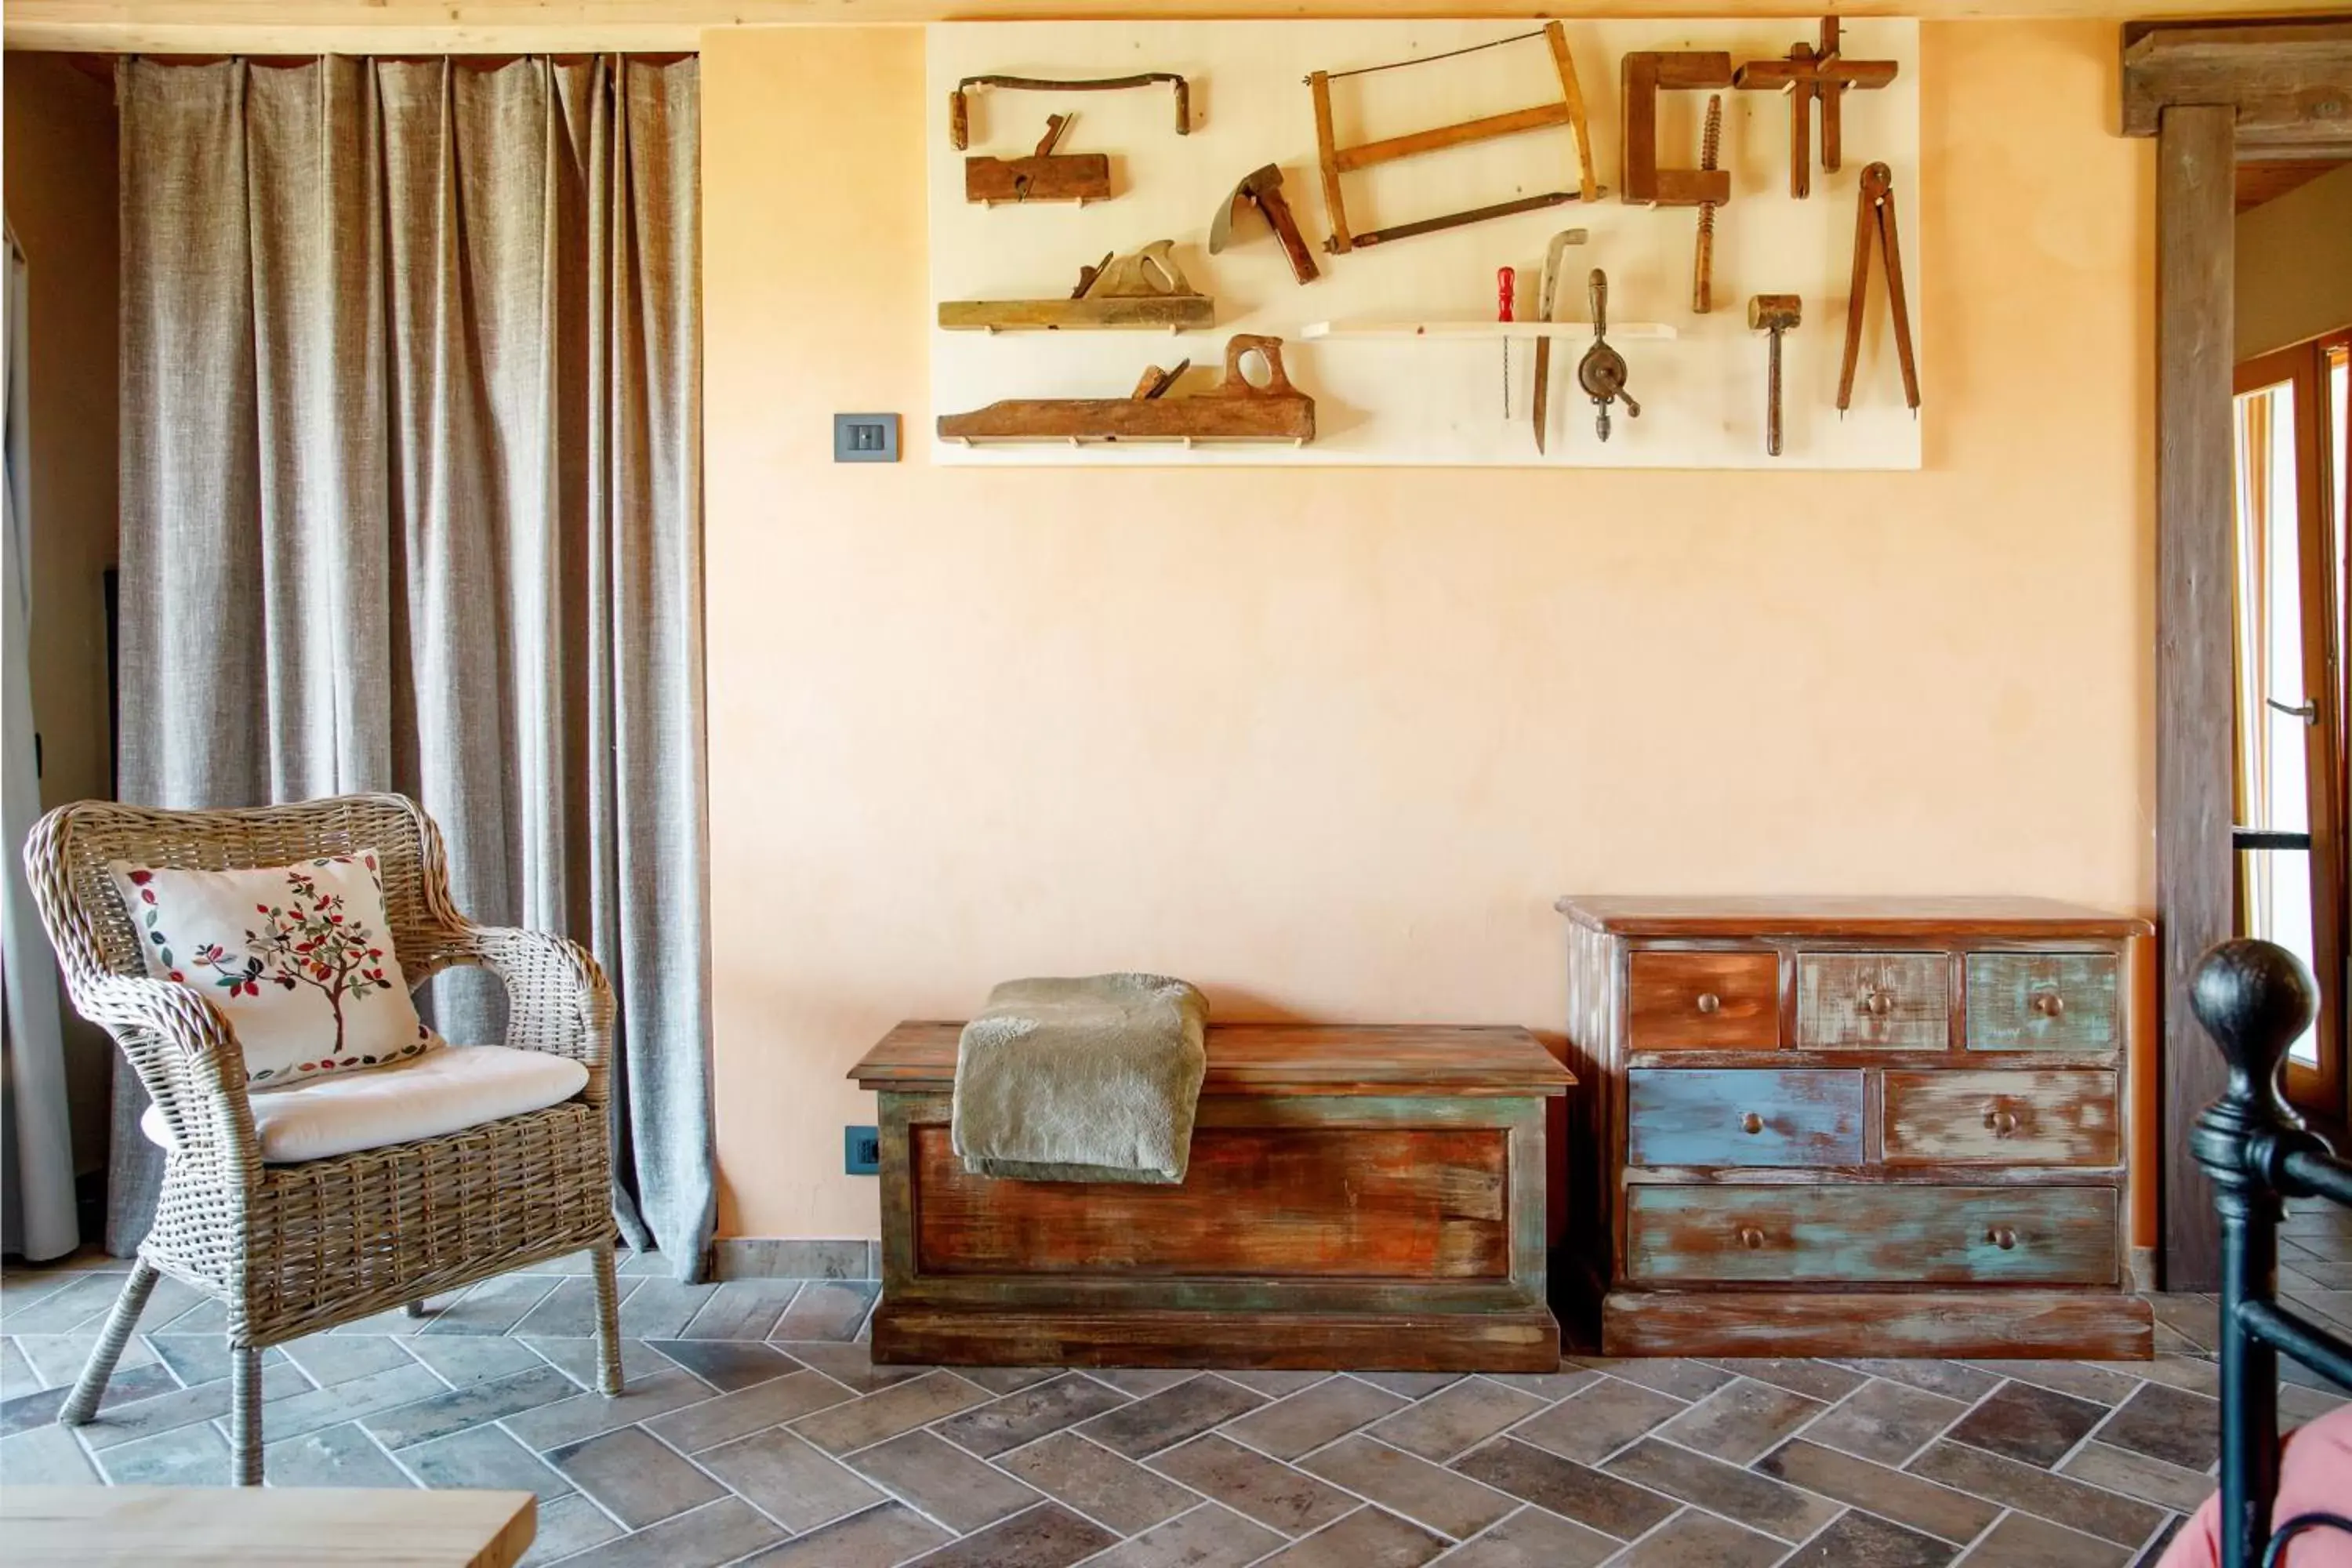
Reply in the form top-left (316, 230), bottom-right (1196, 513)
top-left (2232, 335), bottom-right (2349, 1122)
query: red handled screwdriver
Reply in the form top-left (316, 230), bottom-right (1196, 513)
top-left (1497, 266), bottom-right (1515, 420)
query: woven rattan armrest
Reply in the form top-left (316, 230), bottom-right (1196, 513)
top-left (73, 971), bottom-right (263, 1188)
top-left (421, 922), bottom-right (615, 1102)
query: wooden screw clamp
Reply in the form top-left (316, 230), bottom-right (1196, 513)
top-left (1621, 52), bottom-right (1733, 207)
top-left (1692, 94), bottom-right (1725, 313)
top-left (1837, 162), bottom-right (1920, 415)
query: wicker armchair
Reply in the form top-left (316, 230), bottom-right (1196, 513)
top-left (22, 793), bottom-right (625, 1485)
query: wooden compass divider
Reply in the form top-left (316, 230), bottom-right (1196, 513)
top-left (1309, 22), bottom-right (1600, 256)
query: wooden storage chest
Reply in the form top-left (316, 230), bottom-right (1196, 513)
top-left (849, 1023), bottom-right (1572, 1371)
top-left (1559, 896), bottom-right (2154, 1359)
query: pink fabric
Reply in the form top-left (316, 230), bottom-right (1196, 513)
top-left (2158, 1404), bottom-right (2352, 1568)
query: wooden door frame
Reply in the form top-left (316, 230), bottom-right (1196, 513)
top-left (2230, 339), bottom-right (2347, 1126)
top-left (2127, 15), bottom-right (2352, 1289)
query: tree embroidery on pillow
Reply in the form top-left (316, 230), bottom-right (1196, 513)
top-left (129, 855), bottom-right (420, 1080)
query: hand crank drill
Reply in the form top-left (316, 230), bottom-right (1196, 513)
top-left (1748, 295), bottom-right (1801, 457)
top-left (1575, 269), bottom-right (1639, 443)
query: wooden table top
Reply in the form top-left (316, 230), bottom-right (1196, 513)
top-left (2, 1486), bottom-right (535, 1567)
top-left (851, 1022), bottom-right (1573, 1095)
top-left (1555, 895), bottom-right (2152, 939)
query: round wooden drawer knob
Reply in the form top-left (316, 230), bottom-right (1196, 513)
top-left (2032, 992), bottom-right (2067, 1018)
top-left (1864, 991), bottom-right (1894, 1018)
top-left (1696, 993), bottom-right (1722, 1015)
top-left (1737, 1226), bottom-right (1766, 1250)
top-left (1740, 1112), bottom-right (1765, 1134)
top-left (1987, 1227), bottom-right (2018, 1250)
top-left (1983, 1108), bottom-right (2019, 1135)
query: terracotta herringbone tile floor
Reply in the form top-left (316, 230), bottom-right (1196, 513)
top-left (5, 1200), bottom-right (2349, 1568)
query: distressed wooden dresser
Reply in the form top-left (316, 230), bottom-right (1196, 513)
top-left (850, 1023), bottom-right (1571, 1371)
top-left (1557, 897), bottom-right (2154, 1359)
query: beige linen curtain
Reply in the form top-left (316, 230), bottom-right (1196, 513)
top-left (114, 54), bottom-right (712, 1276)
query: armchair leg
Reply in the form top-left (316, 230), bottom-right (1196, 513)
top-left (230, 1345), bottom-right (263, 1486)
top-left (58, 1261), bottom-right (159, 1426)
top-left (403, 1300), bottom-right (426, 1318)
top-left (590, 1243), bottom-right (626, 1396)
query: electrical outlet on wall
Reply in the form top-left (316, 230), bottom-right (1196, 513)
top-left (833, 413), bottom-right (898, 463)
top-left (844, 1125), bottom-right (881, 1174)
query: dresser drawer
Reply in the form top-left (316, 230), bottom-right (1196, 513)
top-left (1882, 1071), bottom-right (2119, 1166)
top-left (1624, 1185), bottom-right (2118, 1285)
top-left (1967, 953), bottom-right (2121, 1051)
top-left (1627, 1069), bottom-right (1862, 1167)
top-left (1796, 952), bottom-right (1951, 1049)
top-left (1628, 952), bottom-right (1780, 1050)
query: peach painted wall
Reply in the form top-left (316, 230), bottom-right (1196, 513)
top-left (702, 20), bottom-right (2157, 1243)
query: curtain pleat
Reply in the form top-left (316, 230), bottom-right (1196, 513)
top-left (114, 54), bottom-right (712, 1276)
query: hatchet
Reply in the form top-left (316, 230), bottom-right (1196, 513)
top-left (1210, 164), bottom-right (1319, 286)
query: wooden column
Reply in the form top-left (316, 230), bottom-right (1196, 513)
top-left (2155, 103), bottom-right (2235, 1291)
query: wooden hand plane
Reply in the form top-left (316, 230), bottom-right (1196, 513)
top-left (964, 113), bottom-right (1112, 206)
top-left (938, 241), bottom-right (1214, 334)
top-left (938, 335), bottom-right (1314, 448)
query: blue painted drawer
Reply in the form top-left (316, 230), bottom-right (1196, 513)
top-left (1624, 1184), bottom-right (2119, 1285)
top-left (1626, 1069), bottom-right (1864, 1167)
top-left (1967, 953), bottom-right (2121, 1051)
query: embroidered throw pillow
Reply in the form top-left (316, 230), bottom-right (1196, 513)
top-left (109, 851), bottom-right (436, 1086)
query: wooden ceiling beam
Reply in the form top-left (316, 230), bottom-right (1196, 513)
top-left (10, 0), bottom-right (2352, 56)
top-left (2122, 15), bottom-right (2352, 149)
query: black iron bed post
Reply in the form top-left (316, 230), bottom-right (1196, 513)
top-left (2186, 939), bottom-right (2324, 1568)
top-left (2187, 941), bottom-right (2314, 1568)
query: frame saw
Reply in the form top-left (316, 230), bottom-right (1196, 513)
top-left (1308, 23), bottom-right (1600, 256)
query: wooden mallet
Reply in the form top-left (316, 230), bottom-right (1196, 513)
top-left (1748, 294), bottom-right (1802, 457)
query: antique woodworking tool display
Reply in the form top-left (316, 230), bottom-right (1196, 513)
top-left (964, 114), bottom-right (1112, 206)
top-left (1209, 164), bottom-right (1319, 286)
top-left (948, 71), bottom-right (1190, 151)
top-left (1308, 22), bottom-right (1600, 256)
top-left (1734, 22), bottom-right (1897, 199)
top-left (927, 20), bottom-right (1922, 468)
top-left (938, 241), bottom-right (1214, 334)
top-left (1838, 162), bottom-right (1920, 415)
top-left (1621, 52), bottom-right (1733, 207)
top-left (1576, 269), bottom-right (1639, 443)
top-left (1531, 229), bottom-right (1588, 455)
top-left (1748, 294), bottom-right (1802, 457)
top-left (938, 334), bottom-right (1314, 448)
top-left (1692, 95), bottom-right (1725, 314)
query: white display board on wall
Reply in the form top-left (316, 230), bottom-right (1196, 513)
top-left (927, 19), bottom-right (1921, 470)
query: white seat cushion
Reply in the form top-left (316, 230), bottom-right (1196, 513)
top-left (140, 1044), bottom-right (590, 1164)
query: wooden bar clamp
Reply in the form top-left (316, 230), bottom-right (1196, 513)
top-left (1621, 52), bottom-right (1733, 207)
